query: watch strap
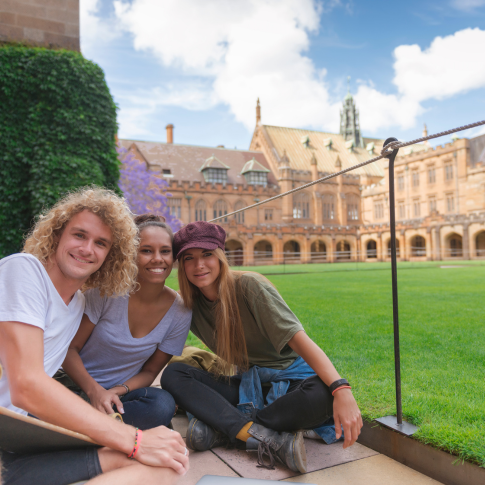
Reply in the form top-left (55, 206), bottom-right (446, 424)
top-left (329, 378), bottom-right (350, 394)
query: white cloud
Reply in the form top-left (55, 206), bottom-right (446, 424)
top-left (393, 28), bottom-right (485, 101)
top-left (116, 82), bottom-right (219, 139)
top-left (80, 0), bottom-right (119, 54)
top-left (354, 87), bottom-right (422, 132)
top-left (85, 1), bottom-right (485, 137)
top-left (450, 0), bottom-right (485, 11)
top-left (356, 28), bottom-right (485, 132)
top-left (113, 0), bottom-right (340, 131)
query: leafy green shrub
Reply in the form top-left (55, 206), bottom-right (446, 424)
top-left (0, 45), bottom-right (120, 257)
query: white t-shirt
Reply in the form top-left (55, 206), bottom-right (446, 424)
top-left (81, 288), bottom-right (191, 389)
top-left (0, 253), bottom-right (85, 415)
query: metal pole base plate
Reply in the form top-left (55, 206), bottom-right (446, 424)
top-left (375, 416), bottom-right (418, 436)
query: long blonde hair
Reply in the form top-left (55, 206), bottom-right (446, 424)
top-left (178, 248), bottom-right (248, 375)
top-left (23, 187), bottom-right (139, 297)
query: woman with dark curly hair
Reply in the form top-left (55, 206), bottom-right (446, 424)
top-left (61, 214), bottom-right (191, 430)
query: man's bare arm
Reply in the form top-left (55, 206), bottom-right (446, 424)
top-left (0, 321), bottom-right (188, 474)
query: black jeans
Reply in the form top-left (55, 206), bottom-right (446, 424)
top-left (161, 363), bottom-right (334, 441)
top-left (1, 448), bottom-right (102, 485)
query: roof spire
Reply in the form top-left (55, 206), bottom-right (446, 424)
top-left (422, 123), bottom-right (431, 146)
top-left (340, 77), bottom-right (363, 148)
top-left (256, 98), bottom-right (261, 125)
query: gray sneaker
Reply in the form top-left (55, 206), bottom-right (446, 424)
top-left (246, 423), bottom-right (307, 473)
top-left (186, 417), bottom-right (229, 451)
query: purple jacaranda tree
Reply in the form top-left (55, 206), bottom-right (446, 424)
top-left (117, 146), bottom-right (182, 231)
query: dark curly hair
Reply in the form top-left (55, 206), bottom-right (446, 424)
top-left (134, 213), bottom-right (174, 242)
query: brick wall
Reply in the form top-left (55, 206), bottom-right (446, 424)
top-left (0, 0), bottom-right (79, 51)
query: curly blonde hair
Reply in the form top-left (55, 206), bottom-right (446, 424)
top-left (23, 187), bottom-right (139, 297)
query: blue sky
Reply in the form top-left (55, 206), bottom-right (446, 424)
top-left (81, 0), bottom-right (485, 149)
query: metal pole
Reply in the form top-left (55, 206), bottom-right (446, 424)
top-left (384, 137), bottom-right (402, 424)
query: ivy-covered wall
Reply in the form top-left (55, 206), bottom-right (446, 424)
top-left (0, 45), bottom-right (120, 258)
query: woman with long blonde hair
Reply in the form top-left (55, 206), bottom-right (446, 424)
top-left (161, 222), bottom-right (363, 474)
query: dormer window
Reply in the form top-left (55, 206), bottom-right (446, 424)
top-left (301, 135), bottom-right (310, 147)
top-left (203, 168), bottom-right (227, 184)
top-left (241, 157), bottom-right (270, 186)
top-left (199, 155), bottom-right (230, 184)
top-left (245, 172), bottom-right (267, 185)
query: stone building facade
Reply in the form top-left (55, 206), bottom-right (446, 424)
top-left (0, 0), bottom-right (79, 51)
top-left (360, 132), bottom-right (485, 262)
top-left (121, 95), bottom-right (485, 265)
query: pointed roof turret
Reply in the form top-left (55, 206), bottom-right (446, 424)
top-left (279, 148), bottom-right (290, 167)
top-left (256, 98), bottom-right (261, 125)
top-left (422, 123), bottom-right (431, 146)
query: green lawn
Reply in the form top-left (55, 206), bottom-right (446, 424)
top-left (165, 263), bottom-right (485, 467)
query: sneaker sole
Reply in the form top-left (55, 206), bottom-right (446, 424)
top-left (292, 431), bottom-right (307, 473)
top-left (186, 418), bottom-right (199, 451)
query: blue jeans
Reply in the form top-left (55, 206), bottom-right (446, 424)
top-left (54, 371), bottom-right (176, 430)
top-left (119, 387), bottom-right (176, 429)
top-left (1, 448), bottom-right (102, 485)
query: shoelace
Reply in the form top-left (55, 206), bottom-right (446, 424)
top-left (256, 441), bottom-right (276, 470)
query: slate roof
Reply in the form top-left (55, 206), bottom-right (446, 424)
top-left (118, 140), bottom-right (278, 187)
top-left (261, 125), bottom-right (386, 177)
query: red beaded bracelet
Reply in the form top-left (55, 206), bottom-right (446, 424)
top-left (128, 428), bottom-right (143, 459)
top-left (332, 385), bottom-right (352, 396)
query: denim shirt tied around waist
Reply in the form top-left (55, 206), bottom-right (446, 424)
top-left (233, 356), bottom-right (342, 444)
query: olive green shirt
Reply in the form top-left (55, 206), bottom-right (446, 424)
top-left (190, 273), bottom-right (304, 370)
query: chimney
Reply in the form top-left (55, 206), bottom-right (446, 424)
top-left (166, 124), bottom-right (174, 144)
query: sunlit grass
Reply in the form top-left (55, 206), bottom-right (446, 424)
top-left (166, 264), bottom-right (485, 466)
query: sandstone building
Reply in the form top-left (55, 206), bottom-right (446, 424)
top-left (0, 0), bottom-right (79, 51)
top-left (360, 129), bottom-right (485, 262)
top-left (122, 95), bottom-right (485, 266)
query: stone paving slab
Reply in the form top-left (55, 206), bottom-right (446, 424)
top-left (172, 414), bottom-right (189, 438)
top-left (179, 447), bottom-right (239, 485)
top-left (211, 439), bottom-right (378, 480)
top-left (283, 454), bottom-right (444, 484)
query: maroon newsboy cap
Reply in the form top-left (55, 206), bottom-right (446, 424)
top-left (173, 221), bottom-right (226, 260)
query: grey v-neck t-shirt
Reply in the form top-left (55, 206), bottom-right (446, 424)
top-left (80, 288), bottom-right (191, 389)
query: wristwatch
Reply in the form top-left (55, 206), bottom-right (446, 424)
top-left (329, 378), bottom-right (350, 394)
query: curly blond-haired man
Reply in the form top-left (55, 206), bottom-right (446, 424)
top-left (0, 188), bottom-right (188, 485)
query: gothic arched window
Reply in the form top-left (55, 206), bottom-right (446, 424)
top-left (195, 200), bottom-right (207, 222)
top-left (213, 200), bottom-right (228, 222)
top-left (293, 193), bottom-right (310, 219)
top-left (322, 193), bottom-right (335, 221)
top-left (234, 200), bottom-right (245, 224)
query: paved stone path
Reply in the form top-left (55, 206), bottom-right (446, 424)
top-left (171, 415), bottom-right (443, 485)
